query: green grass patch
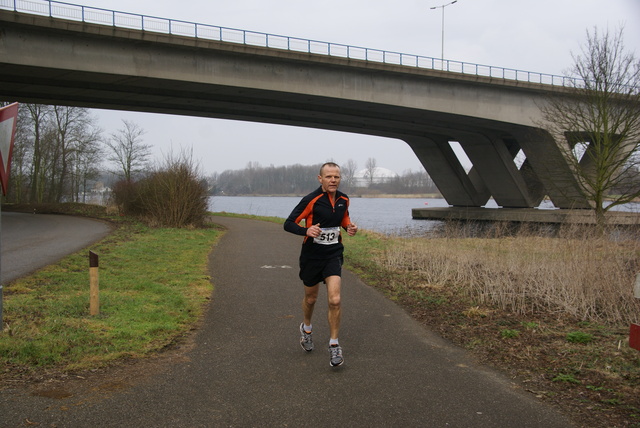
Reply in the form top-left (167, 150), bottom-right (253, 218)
top-left (500, 329), bottom-right (521, 339)
top-left (208, 211), bottom-right (284, 225)
top-left (1, 220), bottom-right (221, 372)
top-left (566, 331), bottom-right (595, 344)
top-left (553, 373), bottom-right (582, 384)
top-left (342, 230), bottom-right (391, 283)
top-left (521, 321), bottom-right (540, 330)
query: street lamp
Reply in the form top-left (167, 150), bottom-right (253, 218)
top-left (430, 0), bottom-right (457, 67)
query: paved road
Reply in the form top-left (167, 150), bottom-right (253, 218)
top-left (0, 212), bottom-right (113, 284)
top-left (0, 217), bottom-right (574, 427)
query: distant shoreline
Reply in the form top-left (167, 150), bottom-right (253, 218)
top-left (351, 194), bottom-right (442, 199)
top-left (211, 194), bottom-right (442, 199)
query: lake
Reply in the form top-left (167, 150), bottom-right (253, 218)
top-left (208, 196), bottom-right (640, 237)
top-left (208, 196), bottom-right (449, 236)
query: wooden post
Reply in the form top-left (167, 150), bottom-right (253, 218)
top-left (89, 251), bottom-right (99, 316)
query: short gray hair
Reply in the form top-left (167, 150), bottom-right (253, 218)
top-left (319, 162), bottom-right (340, 175)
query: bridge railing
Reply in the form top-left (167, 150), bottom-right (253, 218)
top-left (0, 0), bottom-right (579, 87)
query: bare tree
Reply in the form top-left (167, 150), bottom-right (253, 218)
top-left (6, 104), bottom-right (38, 202)
top-left (51, 106), bottom-right (101, 202)
top-left (539, 26), bottom-right (640, 228)
top-left (23, 104), bottom-right (54, 202)
top-left (73, 126), bottom-right (103, 203)
top-left (244, 161), bottom-right (261, 194)
top-left (5, 104), bottom-right (103, 203)
top-left (106, 120), bottom-right (152, 182)
top-left (340, 159), bottom-right (358, 191)
top-left (364, 157), bottom-right (377, 187)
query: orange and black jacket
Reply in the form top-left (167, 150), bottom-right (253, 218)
top-left (284, 186), bottom-right (352, 260)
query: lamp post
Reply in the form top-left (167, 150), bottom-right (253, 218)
top-left (430, 0), bottom-right (457, 67)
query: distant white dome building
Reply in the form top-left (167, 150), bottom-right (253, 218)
top-left (353, 167), bottom-right (398, 187)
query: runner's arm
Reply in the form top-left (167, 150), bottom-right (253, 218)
top-left (284, 199), bottom-right (311, 236)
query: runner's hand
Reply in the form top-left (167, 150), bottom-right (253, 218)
top-left (347, 223), bottom-right (358, 236)
top-left (306, 223), bottom-right (321, 238)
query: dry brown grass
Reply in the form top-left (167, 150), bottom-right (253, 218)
top-left (379, 224), bottom-right (640, 325)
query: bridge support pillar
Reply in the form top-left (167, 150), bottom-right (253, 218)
top-left (406, 128), bottom-right (591, 210)
top-left (457, 133), bottom-right (541, 208)
top-left (510, 128), bottom-right (592, 209)
top-left (404, 135), bottom-right (490, 207)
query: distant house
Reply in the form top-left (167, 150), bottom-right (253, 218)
top-left (86, 181), bottom-right (111, 205)
top-left (353, 167), bottom-right (398, 187)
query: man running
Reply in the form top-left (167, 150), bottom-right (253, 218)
top-left (284, 162), bottom-right (358, 367)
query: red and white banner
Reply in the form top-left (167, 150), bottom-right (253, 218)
top-left (0, 103), bottom-right (19, 196)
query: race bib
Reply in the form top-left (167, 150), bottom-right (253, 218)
top-left (314, 227), bottom-right (340, 245)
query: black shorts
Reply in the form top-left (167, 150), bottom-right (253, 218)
top-left (299, 256), bottom-right (343, 287)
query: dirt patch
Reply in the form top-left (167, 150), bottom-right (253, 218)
top-left (31, 388), bottom-right (74, 399)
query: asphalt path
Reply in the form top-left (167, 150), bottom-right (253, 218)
top-left (0, 216), bottom-right (574, 427)
top-left (0, 212), bottom-right (113, 284)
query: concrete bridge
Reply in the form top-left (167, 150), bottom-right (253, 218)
top-left (0, 2), bottom-right (595, 218)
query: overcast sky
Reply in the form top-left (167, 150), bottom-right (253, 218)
top-left (74, 0), bottom-right (640, 176)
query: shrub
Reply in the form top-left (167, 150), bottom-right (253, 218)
top-left (111, 179), bottom-right (144, 216)
top-left (112, 149), bottom-right (209, 227)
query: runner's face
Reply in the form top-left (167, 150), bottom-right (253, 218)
top-left (318, 166), bottom-right (341, 195)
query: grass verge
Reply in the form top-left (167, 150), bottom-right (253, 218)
top-left (1, 215), bottom-right (222, 379)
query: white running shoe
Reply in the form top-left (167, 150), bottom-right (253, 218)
top-left (299, 323), bottom-right (313, 352)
